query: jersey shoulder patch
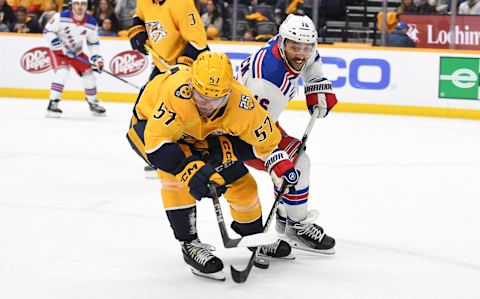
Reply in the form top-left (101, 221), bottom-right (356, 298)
top-left (174, 83), bottom-right (192, 100)
top-left (238, 94), bottom-right (255, 111)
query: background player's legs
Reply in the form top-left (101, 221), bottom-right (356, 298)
top-left (81, 72), bottom-right (106, 116)
top-left (46, 67), bottom-right (69, 118)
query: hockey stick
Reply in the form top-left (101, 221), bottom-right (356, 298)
top-left (144, 44), bottom-right (173, 69)
top-left (231, 106), bottom-right (321, 283)
top-left (73, 55), bottom-right (142, 90)
top-left (208, 184), bottom-right (278, 248)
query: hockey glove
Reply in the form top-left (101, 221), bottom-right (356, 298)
top-left (305, 78), bottom-right (338, 118)
top-left (90, 55), bottom-right (104, 73)
top-left (264, 149), bottom-right (300, 188)
top-left (176, 159), bottom-right (227, 201)
top-left (128, 17), bottom-right (148, 55)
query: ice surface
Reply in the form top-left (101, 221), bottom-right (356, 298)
top-left (1, 98), bottom-right (479, 299)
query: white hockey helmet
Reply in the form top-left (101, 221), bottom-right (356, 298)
top-left (279, 14), bottom-right (318, 44)
top-left (278, 14), bottom-right (318, 72)
top-left (71, 0), bottom-right (88, 4)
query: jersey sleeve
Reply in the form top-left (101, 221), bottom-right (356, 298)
top-left (301, 50), bottom-right (326, 84)
top-left (245, 77), bottom-right (290, 123)
top-left (134, 0), bottom-right (144, 21)
top-left (231, 89), bottom-right (282, 159)
top-left (86, 18), bottom-right (100, 57)
top-left (174, 0), bottom-right (208, 53)
top-left (144, 97), bottom-right (184, 156)
top-left (43, 13), bottom-right (61, 50)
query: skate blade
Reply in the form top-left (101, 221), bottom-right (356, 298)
top-left (291, 242), bottom-right (336, 255)
top-left (257, 252), bottom-right (296, 261)
top-left (46, 111), bottom-right (62, 118)
top-left (190, 268), bottom-right (226, 281)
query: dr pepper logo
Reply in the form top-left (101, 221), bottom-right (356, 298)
top-left (21, 47), bottom-right (53, 73)
top-left (109, 50), bottom-right (147, 77)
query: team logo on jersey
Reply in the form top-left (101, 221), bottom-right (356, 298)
top-left (146, 21), bottom-right (167, 43)
top-left (110, 50), bottom-right (147, 77)
top-left (239, 94), bottom-right (255, 110)
top-left (20, 47), bottom-right (53, 73)
top-left (174, 84), bottom-right (192, 99)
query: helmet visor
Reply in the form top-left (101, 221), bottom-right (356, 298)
top-left (284, 40), bottom-right (315, 58)
top-left (192, 88), bottom-right (229, 116)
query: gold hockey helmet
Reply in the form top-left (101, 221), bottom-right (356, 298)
top-left (191, 51), bottom-right (233, 98)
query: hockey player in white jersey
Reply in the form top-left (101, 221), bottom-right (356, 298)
top-left (236, 14), bottom-right (338, 254)
top-left (43, 0), bottom-right (106, 118)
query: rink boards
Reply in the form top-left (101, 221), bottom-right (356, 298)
top-left (0, 33), bottom-right (479, 120)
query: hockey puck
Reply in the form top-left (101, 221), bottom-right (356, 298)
top-left (253, 257), bottom-right (269, 269)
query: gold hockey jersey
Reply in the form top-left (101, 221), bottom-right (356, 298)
top-left (135, 0), bottom-right (207, 70)
top-left (135, 66), bottom-right (282, 159)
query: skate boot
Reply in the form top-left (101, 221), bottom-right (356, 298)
top-left (86, 98), bottom-right (106, 116)
top-left (144, 165), bottom-right (157, 179)
top-left (46, 99), bottom-right (62, 118)
top-left (284, 210), bottom-right (336, 255)
top-left (181, 239), bottom-right (225, 281)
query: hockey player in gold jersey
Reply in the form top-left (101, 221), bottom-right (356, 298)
top-left (128, 0), bottom-right (208, 80)
top-left (126, 52), bottom-right (299, 280)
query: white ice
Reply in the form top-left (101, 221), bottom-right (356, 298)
top-left (1, 98), bottom-right (479, 299)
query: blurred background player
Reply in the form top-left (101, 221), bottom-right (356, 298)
top-left (126, 52), bottom-right (298, 280)
top-left (128, 0), bottom-right (209, 177)
top-left (236, 14), bottom-right (337, 254)
top-left (44, 0), bottom-right (106, 118)
top-left (128, 0), bottom-right (208, 79)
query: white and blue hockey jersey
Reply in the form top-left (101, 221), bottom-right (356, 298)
top-left (237, 35), bottom-right (326, 122)
top-left (43, 10), bottom-right (100, 57)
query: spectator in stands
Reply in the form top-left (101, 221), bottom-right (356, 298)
top-left (93, 0), bottom-right (119, 32)
top-left (114, 0), bottom-right (135, 30)
top-left (98, 17), bottom-right (117, 36)
top-left (10, 5), bottom-right (40, 33)
top-left (6, 0), bottom-right (41, 15)
top-left (386, 21), bottom-right (416, 47)
top-left (38, 1), bottom-right (57, 30)
top-left (0, 0), bottom-right (15, 31)
top-left (396, 0), bottom-right (418, 13)
top-left (435, 0), bottom-right (450, 14)
top-left (459, 0), bottom-right (480, 14)
top-left (417, 0), bottom-right (436, 13)
top-left (201, 0), bottom-right (223, 40)
top-left (243, 27), bottom-right (257, 41)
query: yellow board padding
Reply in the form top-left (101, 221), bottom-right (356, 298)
top-left (1, 87), bottom-right (480, 120)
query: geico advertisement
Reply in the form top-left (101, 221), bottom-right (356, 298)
top-left (2, 35), bottom-right (480, 109)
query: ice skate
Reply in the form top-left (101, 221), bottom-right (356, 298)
top-left (46, 99), bottom-right (62, 118)
top-left (252, 238), bottom-right (295, 269)
top-left (284, 210), bottom-right (336, 255)
top-left (86, 98), bottom-right (106, 116)
top-left (181, 239), bottom-right (225, 281)
top-left (144, 165), bottom-right (157, 179)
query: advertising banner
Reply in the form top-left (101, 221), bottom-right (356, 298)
top-left (1, 34), bottom-right (480, 115)
top-left (399, 14), bottom-right (480, 50)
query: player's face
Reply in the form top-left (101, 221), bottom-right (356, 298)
top-left (192, 88), bottom-right (229, 116)
top-left (72, 2), bottom-right (87, 16)
top-left (284, 40), bottom-right (315, 71)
